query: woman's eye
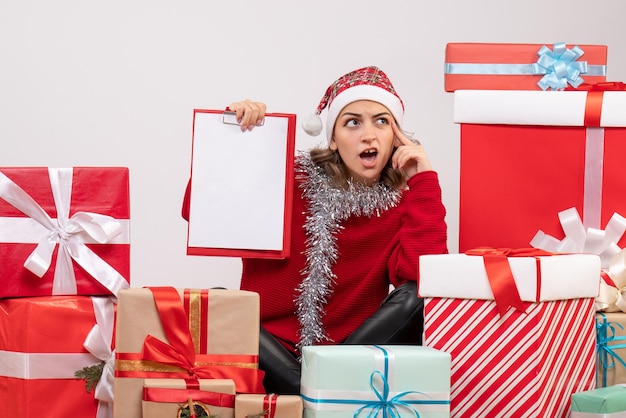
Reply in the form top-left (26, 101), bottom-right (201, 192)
top-left (376, 117), bottom-right (390, 125)
top-left (345, 119), bottom-right (359, 127)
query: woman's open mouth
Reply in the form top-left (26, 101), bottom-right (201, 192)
top-left (360, 149), bottom-right (378, 166)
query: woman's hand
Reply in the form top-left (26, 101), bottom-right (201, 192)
top-left (228, 99), bottom-right (267, 131)
top-left (391, 121), bottom-right (433, 179)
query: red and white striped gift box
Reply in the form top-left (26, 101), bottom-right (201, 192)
top-left (419, 252), bottom-right (601, 417)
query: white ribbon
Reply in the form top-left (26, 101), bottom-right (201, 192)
top-left (596, 250), bottom-right (626, 312)
top-left (0, 350), bottom-right (99, 379)
top-left (531, 207), bottom-right (626, 312)
top-left (0, 168), bottom-right (129, 297)
top-left (83, 297), bottom-right (116, 418)
top-left (530, 207), bottom-right (626, 269)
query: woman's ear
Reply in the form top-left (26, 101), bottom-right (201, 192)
top-left (329, 137), bottom-right (338, 151)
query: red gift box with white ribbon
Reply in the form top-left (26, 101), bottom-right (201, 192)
top-left (455, 84), bottom-right (626, 254)
top-left (0, 295), bottom-right (116, 418)
top-left (0, 167), bottom-right (130, 298)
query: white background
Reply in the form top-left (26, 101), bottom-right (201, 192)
top-left (1, 0), bottom-right (625, 290)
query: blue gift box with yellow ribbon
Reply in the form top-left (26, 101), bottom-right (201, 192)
top-left (300, 345), bottom-right (451, 418)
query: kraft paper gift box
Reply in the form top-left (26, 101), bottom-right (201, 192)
top-left (419, 251), bottom-right (602, 418)
top-left (0, 167), bottom-right (130, 298)
top-left (235, 393), bottom-right (303, 418)
top-left (114, 287), bottom-right (265, 418)
top-left (300, 345), bottom-right (451, 418)
top-left (444, 42), bottom-right (607, 91)
top-left (142, 378), bottom-right (236, 418)
top-left (0, 295), bottom-right (116, 417)
top-left (454, 86), bottom-right (626, 254)
top-left (571, 385), bottom-right (626, 417)
top-left (597, 312), bottom-right (626, 387)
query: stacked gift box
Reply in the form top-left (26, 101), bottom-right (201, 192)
top-left (0, 167), bottom-right (130, 417)
top-left (113, 286), bottom-right (266, 418)
top-left (415, 41), bottom-right (626, 417)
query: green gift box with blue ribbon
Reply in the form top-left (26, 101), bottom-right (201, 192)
top-left (571, 385), bottom-right (626, 417)
top-left (300, 345), bottom-right (451, 418)
top-left (597, 313), bottom-right (626, 388)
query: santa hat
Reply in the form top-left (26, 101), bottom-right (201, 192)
top-left (302, 66), bottom-right (405, 142)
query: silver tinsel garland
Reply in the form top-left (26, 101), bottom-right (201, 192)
top-left (295, 151), bottom-right (402, 350)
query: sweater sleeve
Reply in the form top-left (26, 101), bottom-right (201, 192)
top-left (387, 170), bottom-right (448, 287)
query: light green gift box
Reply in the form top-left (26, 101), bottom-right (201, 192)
top-left (571, 385), bottom-right (626, 417)
top-left (300, 345), bottom-right (451, 418)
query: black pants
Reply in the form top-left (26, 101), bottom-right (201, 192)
top-left (258, 281), bottom-right (423, 394)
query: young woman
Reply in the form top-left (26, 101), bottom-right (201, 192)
top-left (182, 66), bottom-right (448, 394)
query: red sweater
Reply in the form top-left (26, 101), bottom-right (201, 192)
top-left (182, 168), bottom-right (447, 355)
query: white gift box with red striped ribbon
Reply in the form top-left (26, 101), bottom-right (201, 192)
top-left (419, 252), bottom-right (601, 418)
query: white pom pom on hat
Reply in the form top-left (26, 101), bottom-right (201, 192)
top-left (301, 66), bottom-right (405, 143)
top-left (302, 113), bottom-right (323, 136)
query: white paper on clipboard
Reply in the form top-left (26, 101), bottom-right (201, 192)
top-left (187, 109), bottom-right (295, 258)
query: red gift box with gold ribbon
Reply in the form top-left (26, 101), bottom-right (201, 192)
top-left (444, 42), bottom-right (607, 91)
top-left (0, 295), bottom-right (116, 418)
top-left (0, 167), bottom-right (130, 298)
top-left (454, 83), bottom-right (626, 255)
top-left (114, 287), bottom-right (265, 418)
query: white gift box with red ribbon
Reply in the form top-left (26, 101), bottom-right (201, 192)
top-left (419, 251), bottom-right (600, 417)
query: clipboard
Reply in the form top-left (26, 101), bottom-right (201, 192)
top-left (186, 109), bottom-right (297, 259)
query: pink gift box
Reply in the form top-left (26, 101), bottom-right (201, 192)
top-left (0, 167), bottom-right (130, 297)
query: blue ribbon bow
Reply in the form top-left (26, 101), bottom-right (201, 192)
top-left (352, 345), bottom-right (450, 418)
top-left (354, 369), bottom-right (421, 418)
top-left (533, 42), bottom-right (587, 90)
top-left (596, 313), bottom-right (626, 387)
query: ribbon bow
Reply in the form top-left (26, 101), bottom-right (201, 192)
top-left (83, 297), bottom-right (116, 418)
top-left (596, 312), bottom-right (626, 387)
top-left (136, 287), bottom-right (265, 393)
top-left (533, 42), bottom-right (588, 90)
top-left (596, 249), bottom-right (626, 312)
top-left (352, 346), bottom-right (430, 418)
top-left (465, 247), bottom-right (553, 316)
top-left (0, 168), bottom-right (129, 297)
top-left (141, 288), bottom-right (211, 379)
top-left (531, 207), bottom-right (626, 269)
top-left (353, 370), bottom-right (423, 418)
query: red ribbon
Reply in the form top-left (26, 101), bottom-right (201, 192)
top-left (264, 394), bottom-right (279, 418)
top-left (567, 82), bottom-right (626, 127)
top-left (142, 386), bottom-right (235, 407)
top-left (465, 247), bottom-right (554, 316)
